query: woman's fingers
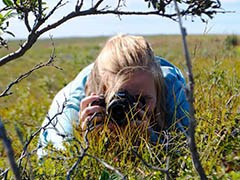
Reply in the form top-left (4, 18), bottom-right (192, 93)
top-left (79, 93), bottom-right (107, 130)
top-left (79, 104), bottom-right (105, 130)
top-left (80, 94), bottom-right (100, 110)
top-left (80, 105), bottom-right (104, 121)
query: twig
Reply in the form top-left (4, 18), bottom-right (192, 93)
top-left (0, 100), bottom-right (66, 178)
top-left (173, 0), bottom-right (207, 179)
top-left (225, 92), bottom-right (240, 107)
top-left (0, 37), bottom-right (59, 98)
top-left (18, 99), bottom-right (66, 167)
top-left (93, 0), bottom-right (104, 9)
top-left (0, 118), bottom-right (21, 180)
top-left (66, 113), bottom-right (96, 180)
top-left (86, 154), bottom-right (127, 179)
top-left (43, 0), bottom-right (64, 21)
top-left (37, 0), bottom-right (43, 20)
top-left (1, 147), bottom-right (39, 178)
top-left (75, 0), bottom-right (84, 12)
top-left (131, 149), bottom-right (171, 179)
top-left (66, 112), bottom-right (110, 179)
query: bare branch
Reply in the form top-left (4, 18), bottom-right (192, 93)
top-left (66, 112), bottom-right (100, 179)
top-left (0, 119), bottom-right (21, 180)
top-left (0, 38), bottom-right (58, 97)
top-left (115, 0), bottom-right (126, 11)
top-left (24, 11), bottom-right (31, 32)
top-left (43, 0), bottom-right (65, 22)
top-left (12, 0), bottom-right (32, 32)
top-left (86, 154), bottom-right (126, 179)
top-left (18, 100), bottom-right (66, 168)
top-left (75, 0), bottom-right (84, 12)
top-left (0, 98), bottom-right (67, 179)
top-left (173, 0), bottom-right (207, 179)
top-left (38, 9), bottom-right (177, 36)
top-left (131, 149), bottom-right (171, 178)
top-left (66, 123), bottom-right (91, 180)
top-left (1, 147), bottom-right (39, 178)
top-left (0, 33), bottom-right (39, 66)
top-left (37, 0), bottom-right (43, 20)
top-left (0, 37), bottom-right (8, 49)
top-left (0, 6), bottom-right (11, 13)
top-left (93, 0), bottom-right (104, 9)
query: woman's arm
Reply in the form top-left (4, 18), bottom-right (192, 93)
top-left (37, 64), bottom-right (93, 157)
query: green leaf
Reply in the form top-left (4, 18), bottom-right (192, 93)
top-left (3, 0), bottom-right (13, 7)
top-left (3, 10), bottom-right (16, 20)
top-left (110, 173), bottom-right (120, 180)
top-left (4, 10), bottom-right (12, 18)
top-left (99, 170), bottom-right (110, 180)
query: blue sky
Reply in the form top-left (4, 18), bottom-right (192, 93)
top-left (2, 0), bottom-right (240, 39)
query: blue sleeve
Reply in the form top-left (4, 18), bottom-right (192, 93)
top-left (37, 64), bottom-right (93, 157)
top-left (156, 57), bottom-right (190, 132)
top-left (164, 72), bottom-right (190, 131)
top-left (148, 57), bottom-right (190, 144)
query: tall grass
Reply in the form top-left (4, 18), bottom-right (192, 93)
top-left (0, 35), bottom-right (239, 179)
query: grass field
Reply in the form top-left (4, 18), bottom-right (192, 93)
top-left (0, 35), bottom-right (239, 179)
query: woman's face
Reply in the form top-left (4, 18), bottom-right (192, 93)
top-left (120, 71), bottom-right (157, 112)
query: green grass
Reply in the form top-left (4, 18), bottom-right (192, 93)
top-left (0, 35), bottom-right (239, 179)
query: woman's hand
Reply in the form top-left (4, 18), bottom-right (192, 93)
top-left (79, 93), bottom-right (106, 131)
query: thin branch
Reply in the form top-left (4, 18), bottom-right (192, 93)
top-left (12, 0), bottom-right (32, 32)
top-left (114, 0), bottom-right (126, 11)
top-left (43, 0), bottom-right (64, 21)
top-left (173, 0), bottom-right (207, 179)
top-left (0, 100), bottom-right (66, 178)
top-left (38, 9), bottom-right (177, 36)
top-left (37, 0), bottom-right (43, 20)
top-left (66, 112), bottom-right (100, 179)
top-left (75, 0), bottom-right (84, 12)
top-left (1, 147), bottom-right (39, 178)
top-left (86, 154), bottom-right (126, 179)
top-left (24, 11), bottom-right (31, 32)
top-left (131, 149), bottom-right (171, 179)
top-left (18, 99), bottom-right (66, 168)
top-left (0, 119), bottom-right (21, 180)
top-left (0, 39), bottom-right (58, 97)
top-left (93, 0), bottom-right (104, 9)
top-left (0, 32), bottom-right (39, 66)
top-left (0, 6), bottom-right (11, 13)
top-left (66, 123), bottom-right (91, 180)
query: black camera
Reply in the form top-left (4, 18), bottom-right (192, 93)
top-left (91, 90), bottom-right (145, 126)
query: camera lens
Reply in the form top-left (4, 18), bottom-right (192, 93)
top-left (107, 90), bottom-right (139, 126)
top-left (107, 98), bottom-right (131, 126)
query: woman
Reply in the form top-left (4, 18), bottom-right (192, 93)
top-left (37, 34), bottom-right (189, 157)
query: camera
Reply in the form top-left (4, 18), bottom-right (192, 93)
top-left (91, 90), bottom-right (146, 126)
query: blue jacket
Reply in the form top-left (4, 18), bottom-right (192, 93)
top-left (37, 57), bottom-right (189, 156)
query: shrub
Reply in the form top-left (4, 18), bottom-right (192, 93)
top-left (224, 34), bottom-right (239, 49)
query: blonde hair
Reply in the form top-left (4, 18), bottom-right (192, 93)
top-left (85, 34), bottom-right (166, 129)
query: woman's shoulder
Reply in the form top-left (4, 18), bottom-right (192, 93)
top-left (63, 63), bottom-right (94, 92)
top-left (155, 56), bottom-right (186, 85)
top-left (74, 63), bottom-right (94, 81)
top-left (53, 63), bottom-right (93, 101)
